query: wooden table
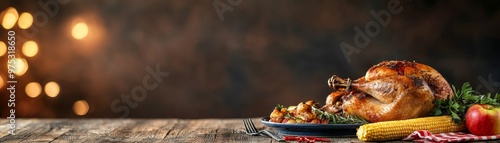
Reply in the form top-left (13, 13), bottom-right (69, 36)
top-left (0, 119), bottom-right (494, 143)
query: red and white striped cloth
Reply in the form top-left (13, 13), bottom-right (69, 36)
top-left (403, 130), bottom-right (500, 143)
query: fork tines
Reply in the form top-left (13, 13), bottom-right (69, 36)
top-left (243, 118), bottom-right (258, 134)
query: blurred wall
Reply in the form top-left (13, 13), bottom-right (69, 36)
top-left (0, 0), bottom-right (499, 118)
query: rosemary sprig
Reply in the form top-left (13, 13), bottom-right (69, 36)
top-left (311, 106), bottom-right (368, 124)
top-left (431, 82), bottom-right (500, 123)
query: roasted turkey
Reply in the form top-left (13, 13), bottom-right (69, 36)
top-left (323, 61), bottom-right (453, 122)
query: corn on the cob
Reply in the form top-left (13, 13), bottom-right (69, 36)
top-left (356, 116), bottom-right (465, 142)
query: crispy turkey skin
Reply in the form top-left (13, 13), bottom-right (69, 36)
top-left (324, 61), bottom-right (453, 122)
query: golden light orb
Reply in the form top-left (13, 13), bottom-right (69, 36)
top-left (71, 22), bottom-right (88, 40)
top-left (2, 7), bottom-right (19, 29)
top-left (25, 82), bottom-right (42, 98)
top-left (18, 12), bottom-right (33, 29)
top-left (0, 76), bottom-right (4, 89)
top-left (73, 100), bottom-right (89, 116)
top-left (0, 41), bottom-right (6, 56)
top-left (22, 41), bottom-right (38, 57)
top-left (44, 81), bottom-right (60, 97)
top-left (10, 58), bottom-right (28, 76)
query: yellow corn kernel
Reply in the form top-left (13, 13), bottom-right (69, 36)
top-left (357, 116), bottom-right (465, 142)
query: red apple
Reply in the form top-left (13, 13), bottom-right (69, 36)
top-left (465, 104), bottom-right (500, 135)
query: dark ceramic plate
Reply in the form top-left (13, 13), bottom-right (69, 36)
top-left (261, 117), bottom-right (363, 137)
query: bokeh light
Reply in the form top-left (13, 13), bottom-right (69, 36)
top-left (22, 41), bottom-right (38, 57)
top-left (0, 76), bottom-right (4, 89)
top-left (45, 81), bottom-right (60, 97)
top-left (18, 12), bottom-right (33, 29)
top-left (0, 41), bottom-right (6, 56)
top-left (11, 58), bottom-right (28, 76)
top-left (72, 22), bottom-right (89, 39)
top-left (2, 7), bottom-right (19, 29)
top-left (25, 82), bottom-right (42, 98)
top-left (73, 100), bottom-right (89, 116)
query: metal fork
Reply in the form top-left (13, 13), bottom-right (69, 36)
top-left (243, 118), bottom-right (284, 142)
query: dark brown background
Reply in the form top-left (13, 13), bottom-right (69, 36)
top-left (1, 0), bottom-right (499, 118)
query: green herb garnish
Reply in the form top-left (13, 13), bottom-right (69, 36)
top-left (276, 104), bottom-right (284, 110)
top-left (431, 82), bottom-right (500, 123)
top-left (312, 106), bottom-right (368, 124)
top-left (284, 113), bottom-right (295, 119)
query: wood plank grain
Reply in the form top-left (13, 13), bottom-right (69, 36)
top-left (0, 119), bottom-right (495, 143)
